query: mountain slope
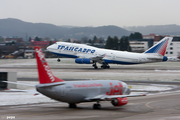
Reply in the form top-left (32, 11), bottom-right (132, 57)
top-left (124, 24), bottom-right (180, 35)
top-left (0, 18), bottom-right (131, 40)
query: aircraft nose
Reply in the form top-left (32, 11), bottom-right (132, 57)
top-left (126, 88), bottom-right (131, 94)
top-left (47, 45), bottom-right (54, 51)
top-left (47, 46), bottom-right (50, 50)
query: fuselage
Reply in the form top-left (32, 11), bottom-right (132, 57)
top-left (47, 42), bottom-right (163, 65)
top-left (36, 80), bottom-right (130, 104)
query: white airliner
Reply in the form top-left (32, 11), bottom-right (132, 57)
top-left (4, 47), bottom-right (146, 109)
top-left (47, 37), bottom-right (173, 69)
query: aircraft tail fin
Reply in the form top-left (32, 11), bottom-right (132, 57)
top-left (144, 37), bottom-right (173, 56)
top-left (35, 46), bottom-right (64, 84)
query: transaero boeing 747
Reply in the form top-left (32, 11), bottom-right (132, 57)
top-left (47, 37), bottom-right (173, 69)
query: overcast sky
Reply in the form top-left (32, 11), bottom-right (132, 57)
top-left (0, 0), bottom-right (180, 27)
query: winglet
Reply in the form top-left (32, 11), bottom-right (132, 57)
top-left (34, 46), bottom-right (64, 84)
top-left (102, 54), bottom-right (106, 58)
top-left (144, 37), bottom-right (173, 56)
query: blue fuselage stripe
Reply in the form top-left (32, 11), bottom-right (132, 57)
top-left (52, 52), bottom-right (78, 58)
top-left (52, 52), bottom-right (138, 65)
top-left (103, 59), bottom-right (138, 64)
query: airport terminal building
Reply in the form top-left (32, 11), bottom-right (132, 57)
top-left (165, 36), bottom-right (180, 57)
top-left (129, 35), bottom-right (180, 57)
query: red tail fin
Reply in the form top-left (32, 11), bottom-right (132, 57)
top-left (35, 47), bottom-right (64, 84)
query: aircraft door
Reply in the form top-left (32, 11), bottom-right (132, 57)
top-left (60, 86), bottom-right (66, 96)
top-left (58, 44), bottom-right (62, 53)
top-left (72, 45), bottom-right (78, 55)
top-left (112, 53), bottom-right (116, 59)
top-left (97, 86), bottom-right (101, 94)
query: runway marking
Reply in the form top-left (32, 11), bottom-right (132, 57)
top-left (127, 103), bottom-right (137, 105)
top-left (145, 96), bottom-right (180, 110)
top-left (16, 109), bottom-right (80, 118)
top-left (146, 101), bottom-right (160, 110)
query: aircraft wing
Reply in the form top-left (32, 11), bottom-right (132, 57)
top-left (85, 93), bottom-right (146, 101)
top-left (88, 54), bottom-right (106, 63)
top-left (147, 57), bottom-right (163, 60)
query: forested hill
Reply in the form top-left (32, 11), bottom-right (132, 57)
top-left (0, 18), bottom-right (131, 40)
top-left (124, 24), bottom-right (180, 35)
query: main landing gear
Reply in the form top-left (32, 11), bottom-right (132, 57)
top-left (93, 101), bottom-right (101, 109)
top-left (69, 103), bottom-right (101, 109)
top-left (93, 63), bottom-right (110, 69)
top-left (57, 58), bottom-right (61, 62)
top-left (101, 63), bottom-right (110, 69)
top-left (93, 103), bottom-right (101, 109)
top-left (92, 62), bottom-right (98, 69)
top-left (69, 103), bottom-right (77, 108)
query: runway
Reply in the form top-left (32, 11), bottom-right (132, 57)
top-left (1, 59), bottom-right (180, 119)
top-left (1, 59), bottom-right (180, 81)
top-left (1, 92), bottom-right (180, 120)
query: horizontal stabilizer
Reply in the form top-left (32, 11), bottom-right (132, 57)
top-left (36, 82), bottom-right (66, 88)
top-left (2, 81), bottom-right (35, 87)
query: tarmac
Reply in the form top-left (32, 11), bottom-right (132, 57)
top-left (0, 92), bottom-right (180, 120)
top-left (0, 59), bottom-right (180, 120)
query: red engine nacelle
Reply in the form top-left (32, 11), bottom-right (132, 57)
top-left (111, 97), bottom-right (128, 106)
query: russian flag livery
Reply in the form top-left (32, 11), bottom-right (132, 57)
top-left (158, 38), bottom-right (169, 56)
top-left (144, 37), bottom-right (172, 56)
top-left (47, 37), bottom-right (173, 69)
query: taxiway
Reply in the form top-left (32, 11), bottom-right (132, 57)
top-left (1, 59), bottom-right (180, 120)
top-left (1, 92), bottom-right (180, 120)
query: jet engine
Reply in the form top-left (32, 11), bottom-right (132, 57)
top-left (163, 56), bottom-right (168, 61)
top-left (111, 97), bottom-right (128, 106)
top-left (75, 58), bottom-right (93, 64)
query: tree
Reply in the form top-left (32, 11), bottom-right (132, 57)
top-left (124, 37), bottom-right (131, 52)
top-left (129, 32), bottom-right (143, 39)
top-left (99, 37), bottom-right (105, 43)
top-left (65, 39), bottom-right (71, 42)
top-left (119, 36), bottom-right (131, 51)
top-left (35, 36), bottom-right (41, 41)
top-left (28, 37), bottom-right (32, 42)
top-left (0, 37), bottom-right (4, 42)
top-left (48, 41), bottom-right (53, 46)
top-left (113, 36), bottom-right (119, 50)
top-left (105, 36), bottom-right (113, 49)
top-left (0, 48), bottom-right (2, 57)
top-left (81, 37), bottom-right (88, 43)
top-left (92, 36), bottom-right (98, 45)
top-left (88, 39), bottom-right (92, 44)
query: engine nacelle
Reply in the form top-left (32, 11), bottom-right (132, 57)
top-left (75, 58), bottom-right (93, 64)
top-left (111, 97), bottom-right (128, 106)
top-left (163, 56), bottom-right (168, 61)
